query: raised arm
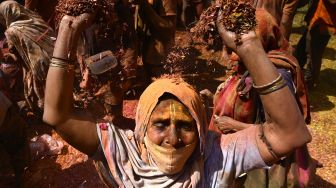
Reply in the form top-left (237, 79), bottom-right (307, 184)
top-left (43, 14), bottom-right (99, 156)
top-left (216, 12), bottom-right (311, 164)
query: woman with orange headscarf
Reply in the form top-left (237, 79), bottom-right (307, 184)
top-left (42, 9), bottom-right (311, 187)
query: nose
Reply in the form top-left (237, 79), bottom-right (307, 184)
top-left (164, 124), bottom-right (183, 148)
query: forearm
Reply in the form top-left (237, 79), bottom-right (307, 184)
top-left (216, 8), bottom-right (311, 164)
top-left (43, 18), bottom-right (80, 125)
top-left (238, 40), bottom-right (311, 158)
top-left (43, 14), bottom-right (99, 155)
top-left (240, 42), bottom-right (301, 128)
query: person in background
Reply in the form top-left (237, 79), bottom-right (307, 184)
top-left (135, 0), bottom-right (177, 78)
top-left (251, 0), bottom-right (302, 40)
top-left (295, 0), bottom-right (336, 89)
top-left (181, 0), bottom-right (206, 27)
top-left (0, 0), bottom-right (55, 117)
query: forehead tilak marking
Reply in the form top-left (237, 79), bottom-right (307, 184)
top-left (169, 100), bottom-right (176, 122)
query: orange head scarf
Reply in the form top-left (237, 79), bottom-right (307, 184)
top-left (134, 77), bottom-right (208, 159)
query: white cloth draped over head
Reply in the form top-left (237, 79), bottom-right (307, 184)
top-left (0, 0), bottom-right (55, 110)
top-left (95, 78), bottom-right (208, 187)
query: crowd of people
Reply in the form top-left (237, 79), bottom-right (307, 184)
top-left (0, 0), bottom-right (335, 187)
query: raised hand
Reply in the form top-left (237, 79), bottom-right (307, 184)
top-left (214, 115), bottom-right (238, 134)
top-left (216, 10), bottom-right (260, 55)
top-left (59, 13), bottom-right (95, 35)
top-left (54, 13), bottom-right (95, 60)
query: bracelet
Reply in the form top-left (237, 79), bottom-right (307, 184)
top-left (52, 56), bottom-right (74, 64)
top-left (258, 124), bottom-right (280, 160)
top-left (253, 74), bottom-right (287, 95)
top-left (49, 63), bottom-right (75, 70)
top-left (253, 74), bottom-right (282, 89)
top-left (49, 58), bottom-right (75, 71)
top-left (257, 77), bottom-right (287, 95)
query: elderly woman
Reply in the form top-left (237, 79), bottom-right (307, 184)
top-left (209, 9), bottom-right (312, 187)
top-left (43, 11), bottom-right (311, 187)
top-left (0, 0), bottom-right (55, 114)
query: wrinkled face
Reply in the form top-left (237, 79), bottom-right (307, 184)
top-left (147, 99), bottom-right (198, 149)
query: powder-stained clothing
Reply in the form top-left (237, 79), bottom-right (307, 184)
top-left (251, 0), bottom-right (300, 38)
top-left (92, 78), bottom-right (266, 187)
top-left (0, 0), bottom-right (55, 112)
top-left (251, 0), bottom-right (298, 24)
top-left (307, 0), bottom-right (336, 34)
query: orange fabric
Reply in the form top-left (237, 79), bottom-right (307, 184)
top-left (255, 9), bottom-right (290, 52)
top-left (309, 0), bottom-right (336, 34)
top-left (268, 50), bottom-right (311, 124)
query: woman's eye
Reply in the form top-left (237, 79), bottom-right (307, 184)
top-left (181, 124), bottom-right (193, 131)
top-left (153, 122), bottom-right (166, 129)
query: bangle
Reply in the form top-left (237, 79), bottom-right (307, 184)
top-left (52, 56), bottom-right (74, 64)
top-left (258, 124), bottom-right (280, 160)
top-left (253, 74), bottom-right (282, 89)
top-left (257, 77), bottom-right (287, 95)
top-left (49, 63), bottom-right (75, 70)
top-left (253, 74), bottom-right (287, 95)
top-left (49, 58), bottom-right (75, 71)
